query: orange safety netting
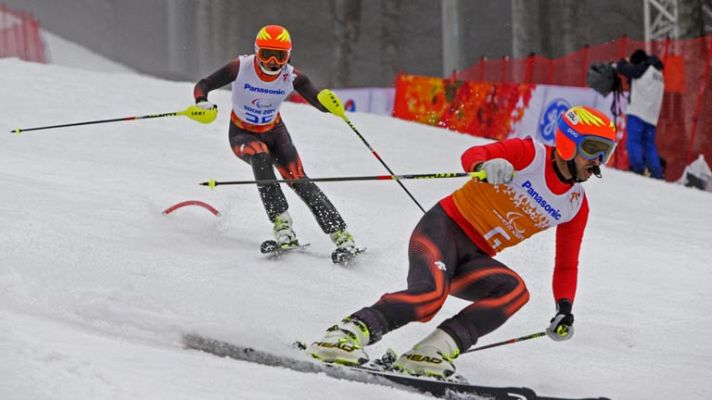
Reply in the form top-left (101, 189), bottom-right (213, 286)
top-left (454, 34), bottom-right (712, 181)
top-left (0, 3), bottom-right (46, 63)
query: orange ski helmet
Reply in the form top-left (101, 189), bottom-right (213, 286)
top-left (254, 25), bottom-right (292, 65)
top-left (555, 106), bottom-right (617, 163)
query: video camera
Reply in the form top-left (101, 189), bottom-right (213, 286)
top-left (586, 62), bottom-right (622, 97)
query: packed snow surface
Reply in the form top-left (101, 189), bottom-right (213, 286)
top-left (1, 57), bottom-right (710, 400)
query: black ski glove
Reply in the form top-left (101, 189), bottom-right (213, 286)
top-left (546, 299), bottom-right (574, 341)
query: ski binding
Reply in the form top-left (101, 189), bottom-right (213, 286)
top-left (331, 246), bottom-right (367, 264)
top-left (260, 240), bottom-right (311, 258)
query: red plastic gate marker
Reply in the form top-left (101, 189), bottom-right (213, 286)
top-left (162, 200), bottom-right (221, 217)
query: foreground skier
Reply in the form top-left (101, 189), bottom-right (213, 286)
top-left (193, 24), bottom-right (358, 259)
top-left (308, 106), bottom-right (618, 378)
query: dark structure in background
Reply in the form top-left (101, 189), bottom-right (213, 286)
top-left (510, 0), bottom-right (642, 58)
top-left (8, 0), bottom-right (647, 87)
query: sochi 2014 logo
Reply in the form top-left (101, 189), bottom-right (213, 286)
top-left (538, 98), bottom-right (570, 145)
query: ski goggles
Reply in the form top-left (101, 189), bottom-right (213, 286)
top-left (256, 48), bottom-right (290, 65)
top-left (558, 118), bottom-right (617, 163)
top-left (579, 136), bottom-right (617, 162)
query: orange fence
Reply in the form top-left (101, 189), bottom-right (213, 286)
top-left (0, 3), bottom-right (46, 63)
top-left (448, 34), bottom-right (712, 181)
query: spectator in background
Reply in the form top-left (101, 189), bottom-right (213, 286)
top-left (614, 49), bottom-right (665, 179)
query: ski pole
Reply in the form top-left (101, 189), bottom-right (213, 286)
top-left (11, 104), bottom-right (217, 135)
top-left (464, 331), bottom-right (547, 354)
top-left (317, 90), bottom-right (428, 214)
top-left (201, 171), bottom-right (486, 189)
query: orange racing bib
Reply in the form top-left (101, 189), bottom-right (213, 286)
top-left (452, 141), bottom-right (584, 251)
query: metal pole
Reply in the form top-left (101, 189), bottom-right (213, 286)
top-left (442, 0), bottom-right (461, 77)
top-left (201, 172), bottom-right (486, 188)
top-left (464, 331), bottom-right (547, 354)
top-left (644, 0), bottom-right (651, 43)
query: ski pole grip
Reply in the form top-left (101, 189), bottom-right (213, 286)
top-left (317, 89), bottom-right (345, 117)
top-left (181, 105), bottom-right (217, 124)
top-left (469, 170), bottom-right (487, 181)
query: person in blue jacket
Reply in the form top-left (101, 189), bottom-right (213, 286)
top-left (614, 49), bottom-right (665, 179)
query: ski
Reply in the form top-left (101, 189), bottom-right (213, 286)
top-left (182, 334), bottom-right (609, 400)
top-left (260, 240), bottom-right (311, 258)
top-left (331, 246), bottom-right (366, 264)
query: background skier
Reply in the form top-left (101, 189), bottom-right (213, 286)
top-left (193, 24), bottom-right (359, 259)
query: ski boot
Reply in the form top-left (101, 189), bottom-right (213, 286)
top-left (306, 317), bottom-right (371, 366)
top-left (330, 229), bottom-right (363, 263)
top-left (393, 329), bottom-right (460, 379)
top-left (260, 211), bottom-right (300, 254)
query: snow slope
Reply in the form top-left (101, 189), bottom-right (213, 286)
top-left (1, 58), bottom-right (711, 400)
top-left (42, 31), bottom-right (135, 74)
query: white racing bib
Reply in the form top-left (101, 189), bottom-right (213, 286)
top-left (231, 54), bottom-right (295, 125)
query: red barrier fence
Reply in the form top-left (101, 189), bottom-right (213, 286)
top-left (0, 3), bottom-right (46, 63)
top-left (453, 35), bottom-right (712, 181)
